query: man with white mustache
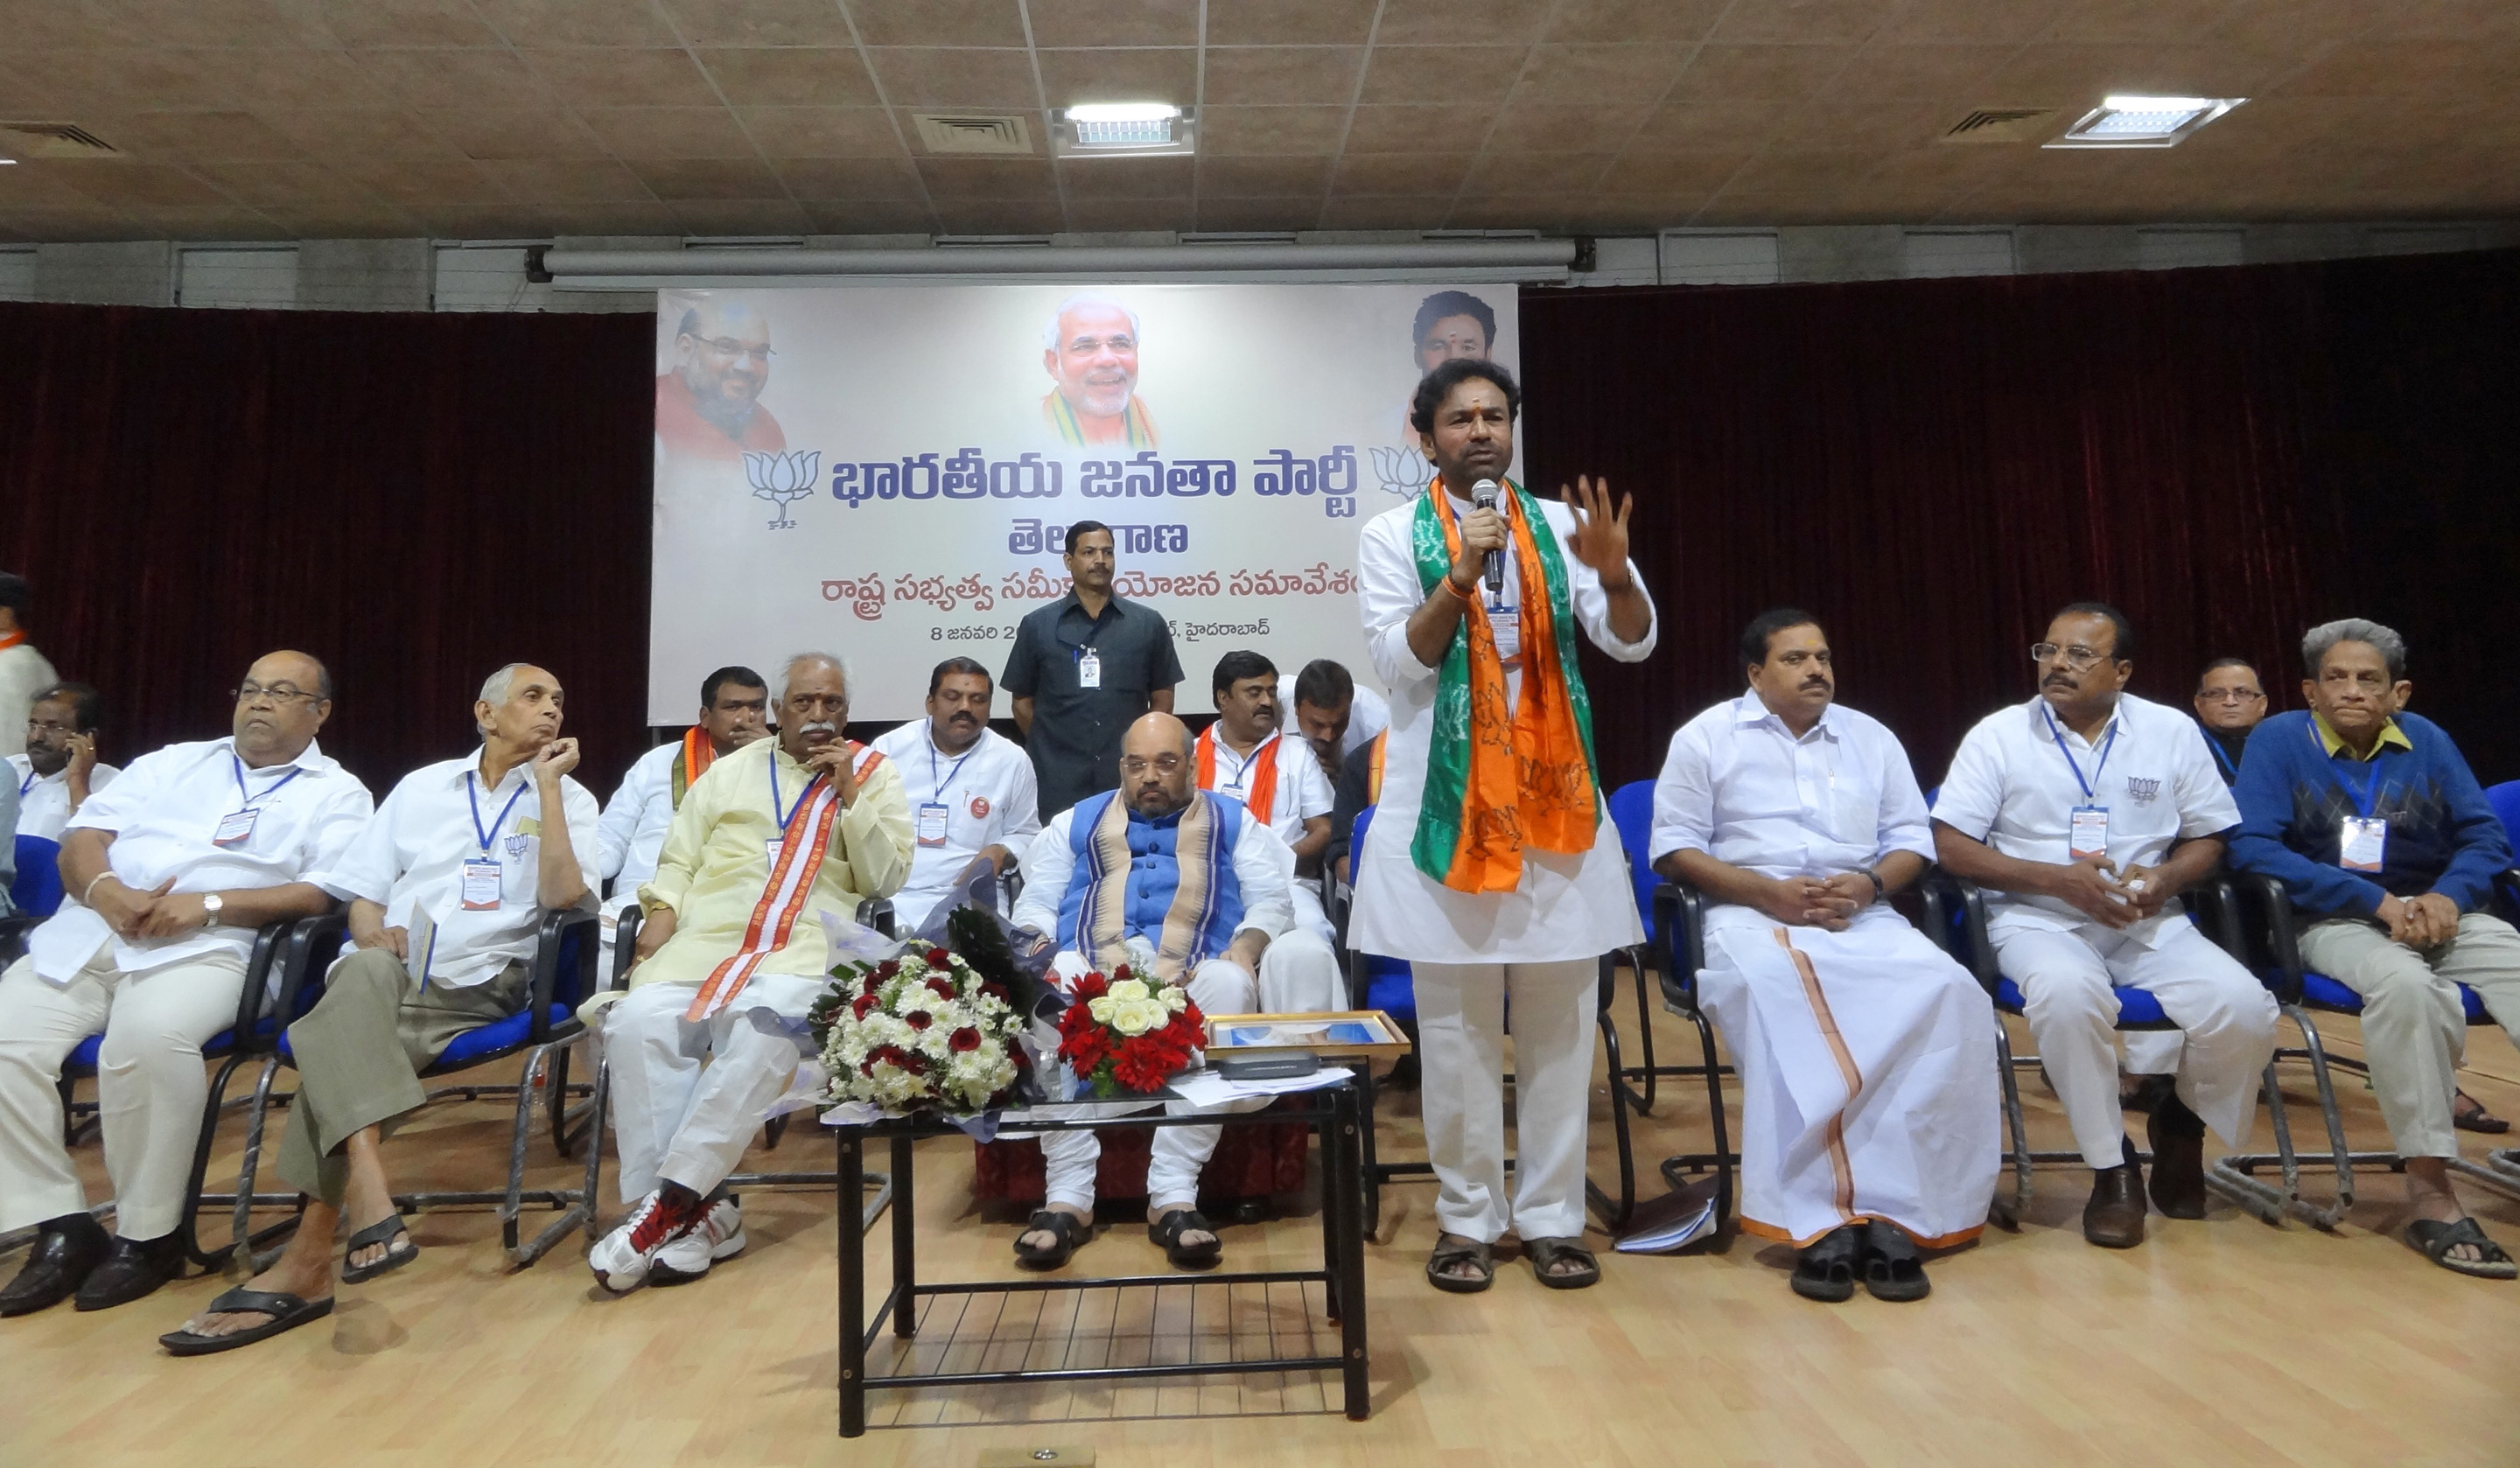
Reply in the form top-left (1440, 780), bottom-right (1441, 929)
top-left (589, 653), bottom-right (912, 1292)
top-left (871, 656), bottom-right (1040, 932)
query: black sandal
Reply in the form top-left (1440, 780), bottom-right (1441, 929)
top-left (2405, 1218), bottom-right (2518, 1280)
top-left (1791, 1226), bottom-right (1862, 1303)
top-left (1425, 1235), bottom-right (1494, 1294)
top-left (340, 1213), bottom-right (419, 1285)
top-left (1013, 1210), bottom-right (1088, 1270)
top-left (1524, 1236), bottom-right (1600, 1290)
top-left (158, 1288), bottom-right (334, 1356)
top-left (1148, 1208), bottom-right (1222, 1270)
top-left (1861, 1222), bottom-right (1931, 1303)
top-left (2454, 1091), bottom-right (2510, 1135)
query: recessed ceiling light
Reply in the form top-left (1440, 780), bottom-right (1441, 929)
top-left (1054, 103), bottom-right (1194, 157)
top-left (2044, 94), bottom-right (2243, 149)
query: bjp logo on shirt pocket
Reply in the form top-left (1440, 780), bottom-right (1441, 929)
top-left (969, 795), bottom-right (992, 820)
top-left (2124, 777), bottom-right (2161, 805)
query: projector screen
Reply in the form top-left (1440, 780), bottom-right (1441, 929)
top-left (647, 281), bottom-right (1521, 723)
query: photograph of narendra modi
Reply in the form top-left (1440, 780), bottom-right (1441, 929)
top-left (1040, 292), bottom-right (1158, 449)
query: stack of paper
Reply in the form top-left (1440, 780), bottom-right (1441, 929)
top-left (1613, 1177), bottom-right (1722, 1255)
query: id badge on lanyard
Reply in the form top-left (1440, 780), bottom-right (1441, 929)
top-left (915, 801), bottom-right (950, 848)
top-left (1076, 647), bottom-right (1102, 689)
top-left (2340, 815), bottom-right (2388, 872)
top-left (212, 807), bottom-right (260, 848)
top-left (2068, 805), bottom-right (2110, 861)
top-left (461, 857), bottom-right (503, 911)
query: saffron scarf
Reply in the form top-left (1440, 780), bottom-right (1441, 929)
top-left (683, 743), bottom-right (885, 1021)
top-left (1409, 477), bottom-right (1600, 892)
top-left (1074, 790), bottom-right (1229, 982)
top-left (1194, 725), bottom-right (1281, 826)
top-left (668, 725), bottom-right (717, 808)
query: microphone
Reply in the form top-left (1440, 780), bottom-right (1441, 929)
top-left (1471, 478), bottom-right (1503, 596)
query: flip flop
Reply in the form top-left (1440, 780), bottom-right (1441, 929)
top-left (159, 1288), bottom-right (334, 1356)
top-left (1861, 1222), bottom-right (1931, 1303)
top-left (1425, 1236), bottom-right (1494, 1294)
top-left (340, 1213), bottom-right (419, 1285)
top-left (2405, 1218), bottom-right (2518, 1280)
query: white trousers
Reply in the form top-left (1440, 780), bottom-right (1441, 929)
top-left (0, 943), bottom-right (248, 1238)
top-left (1292, 880), bottom-right (1335, 946)
top-left (1994, 920), bottom-right (2278, 1168)
top-left (1415, 957), bottom-right (1597, 1243)
top-left (602, 971), bottom-right (821, 1204)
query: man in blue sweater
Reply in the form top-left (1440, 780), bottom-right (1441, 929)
top-left (2229, 618), bottom-right (2520, 1279)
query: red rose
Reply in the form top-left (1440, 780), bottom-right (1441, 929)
top-left (862, 972), bottom-right (883, 996)
top-left (926, 947), bottom-right (952, 967)
top-left (904, 1010), bottom-right (933, 1031)
top-left (980, 982), bottom-right (1009, 1002)
top-left (1110, 964), bottom-right (1133, 983)
top-left (949, 1026), bottom-right (982, 1052)
top-left (875, 960), bottom-right (900, 979)
top-left (926, 975), bottom-right (957, 1001)
top-left (850, 994), bottom-right (878, 1019)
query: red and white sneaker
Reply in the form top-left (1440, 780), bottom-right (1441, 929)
top-left (589, 1190), bottom-right (704, 1293)
top-left (650, 1195), bottom-right (746, 1285)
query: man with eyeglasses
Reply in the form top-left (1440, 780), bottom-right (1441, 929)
top-left (655, 297), bottom-right (784, 462)
top-left (2193, 658), bottom-right (2268, 786)
top-left (589, 653), bottom-right (912, 1293)
top-left (1004, 713), bottom-right (1341, 1273)
top-left (10, 682), bottom-right (120, 842)
top-left (2230, 619), bottom-right (2520, 1278)
top-left (0, 653), bottom-right (372, 1317)
top-left (870, 656), bottom-right (1040, 933)
top-left (1933, 603), bottom-right (2276, 1249)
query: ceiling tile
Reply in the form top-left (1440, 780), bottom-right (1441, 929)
top-left (1318, 194), bottom-right (1455, 227)
top-left (771, 156), bottom-right (924, 198)
top-left (1059, 155), bottom-right (1194, 199)
top-left (2, 208), bottom-right (149, 242)
top-left (1720, 147), bottom-right (1891, 193)
top-left (1482, 101), bottom-right (1650, 151)
top-left (668, 197), bottom-right (815, 232)
top-left (931, 199), bottom-right (1068, 233)
top-left (358, 46), bottom-right (554, 110)
top-left (1970, 42), bottom-right (2180, 100)
top-left (1768, 97), bottom-right (1950, 149)
top-left (2274, 38), bottom-right (2491, 96)
top-left (472, 0), bottom-right (682, 47)
top-left (1372, 0), bottom-right (1556, 48)
top-left (1445, 196), bottom-right (1575, 229)
top-left (801, 198), bottom-right (937, 232)
top-left (657, 0), bottom-right (858, 47)
top-left (2043, 0), bottom-right (2236, 45)
top-left (527, 199), bottom-right (683, 233)
top-left (845, 0), bottom-right (1029, 48)
top-left (135, 205), bottom-right (292, 241)
top-left (528, 48), bottom-right (721, 109)
top-left (1545, 0), bottom-right (1728, 44)
top-left (255, 108), bottom-right (467, 160)
top-left (1598, 150), bottom-right (1749, 192)
top-left (1333, 151), bottom-right (1475, 194)
top-left (102, 0), bottom-right (332, 48)
top-left (1204, 45), bottom-right (1367, 105)
top-left (1063, 198), bottom-right (1196, 229)
top-left (313, 0), bottom-right (504, 47)
top-left (31, 49), bottom-right (248, 110)
top-left (1628, 99), bottom-right (1789, 150)
top-left (1570, 192), bottom-right (1712, 227)
top-left (743, 107), bottom-right (906, 157)
top-left (916, 157), bottom-right (1060, 199)
top-left (190, 48), bottom-right (387, 112)
top-left (699, 47), bottom-right (883, 107)
top-left (1341, 102), bottom-right (1501, 152)
top-left (1036, 47), bottom-right (1199, 106)
top-left (1828, 42), bottom-right (2014, 101)
top-left (864, 47), bottom-right (1042, 108)
top-left (1356, 45), bottom-right (1527, 107)
top-left (578, 106), bottom-right (759, 158)
top-left (331, 158), bottom-right (511, 205)
top-left (0, 0), bottom-right (141, 49)
top-left (92, 111), bottom-right (306, 163)
top-left (407, 202), bottom-right (562, 235)
top-left (0, 159), bottom-right (139, 207)
top-left (1668, 45), bottom-right (1857, 101)
top-left (1463, 150), bottom-right (1613, 191)
top-left (1872, 0), bottom-right (2069, 46)
top-left (1511, 45), bottom-right (1693, 105)
top-left (1194, 196), bottom-right (1324, 230)
top-left (478, 157), bottom-right (655, 201)
top-left (630, 156), bottom-right (788, 199)
top-left (1206, 0), bottom-right (1376, 45)
top-left (425, 108), bottom-right (616, 160)
top-left (1026, 0), bottom-right (1200, 48)
top-left (1709, 0), bottom-right (1886, 45)
top-left (1196, 154), bottom-right (1334, 196)
top-left (1196, 104), bottom-right (1353, 153)
top-left (256, 203), bottom-right (429, 235)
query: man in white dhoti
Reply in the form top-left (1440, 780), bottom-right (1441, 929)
top-left (1009, 713), bottom-right (1342, 1271)
top-left (1649, 611), bottom-right (1998, 1302)
top-left (1351, 358), bottom-right (1656, 1294)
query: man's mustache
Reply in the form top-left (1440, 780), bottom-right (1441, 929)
top-left (950, 712), bottom-right (979, 724)
top-left (2043, 674), bottom-right (2075, 689)
top-left (799, 720), bottom-right (839, 736)
top-left (1800, 677), bottom-right (1830, 691)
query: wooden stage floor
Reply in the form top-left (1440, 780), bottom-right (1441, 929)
top-left (11, 977), bottom-right (2520, 1467)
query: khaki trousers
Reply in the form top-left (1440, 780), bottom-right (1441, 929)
top-left (0, 943), bottom-right (248, 1238)
top-left (275, 947), bottom-right (530, 1206)
top-left (2298, 912), bottom-right (2520, 1160)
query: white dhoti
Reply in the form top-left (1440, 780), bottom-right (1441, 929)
top-left (1698, 908), bottom-right (2001, 1248)
top-left (601, 970), bottom-right (822, 1204)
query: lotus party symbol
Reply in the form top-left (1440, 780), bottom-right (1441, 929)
top-left (1368, 444), bottom-right (1435, 500)
top-left (744, 449), bottom-right (820, 529)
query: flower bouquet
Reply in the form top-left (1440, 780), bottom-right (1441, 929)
top-left (1054, 965), bottom-right (1207, 1098)
top-left (808, 940), bottom-right (1024, 1115)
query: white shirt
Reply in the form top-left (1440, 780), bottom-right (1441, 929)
top-left (596, 739), bottom-right (682, 893)
top-left (0, 642), bottom-right (59, 759)
top-left (308, 752), bottom-right (602, 989)
top-left (1932, 693), bottom-right (2239, 949)
top-left (1348, 486), bottom-right (1656, 963)
top-left (1013, 798), bottom-right (1299, 955)
top-left (1200, 729), bottom-right (1334, 849)
top-left (1650, 694), bottom-right (1936, 935)
top-left (1276, 672), bottom-right (1390, 763)
top-left (869, 722), bottom-right (1041, 931)
top-left (32, 737), bottom-right (374, 982)
top-left (8, 752), bottom-right (123, 842)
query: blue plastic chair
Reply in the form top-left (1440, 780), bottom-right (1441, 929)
top-left (0, 835), bottom-right (65, 962)
top-left (2486, 780), bottom-right (2520, 853)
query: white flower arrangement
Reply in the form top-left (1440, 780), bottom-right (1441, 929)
top-left (809, 943), bottom-right (1025, 1115)
top-left (1086, 975), bottom-right (1191, 1038)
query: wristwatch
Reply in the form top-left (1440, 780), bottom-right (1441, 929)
top-left (200, 893), bottom-right (226, 928)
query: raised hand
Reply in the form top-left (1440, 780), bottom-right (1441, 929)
top-left (535, 737), bottom-right (582, 784)
top-left (1559, 475), bottom-right (1634, 581)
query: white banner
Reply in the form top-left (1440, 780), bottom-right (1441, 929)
top-left (647, 282), bottom-right (1521, 722)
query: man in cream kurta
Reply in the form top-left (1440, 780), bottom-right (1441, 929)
top-left (1651, 613), bottom-right (1998, 1302)
top-left (590, 654), bottom-right (912, 1292)
top-left (1351, 360), bottom-right (1655, 1292)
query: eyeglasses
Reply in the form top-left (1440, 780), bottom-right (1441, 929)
top-left (2030, 643), bottom-right (2114, 673)
top-left (232, 683), bottom-right (323, 707)
top-left (1119, 755), bottom-right (1185, 778)
top-left (2196, 689), bottom-right (2264, 703)
top-left (693, 336), bottom-right (774, 362)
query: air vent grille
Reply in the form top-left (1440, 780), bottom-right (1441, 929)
top-left (1941, 108), bottom-right (2060, 144)
top-left (912, 114), bottom-right (1034, 157)
top-left (0, 122), bottom-right (120, 157)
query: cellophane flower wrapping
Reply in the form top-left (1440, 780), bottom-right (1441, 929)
top-left (1052, 964), bottom-right (1207, 1098)
top-left (808, 943), bottom-right (1025, 1115)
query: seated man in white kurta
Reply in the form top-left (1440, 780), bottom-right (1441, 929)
top-left (1009, 713), bottom-right (1341, 1272)
top-left (588, 653), bottom-right (912, 1293)
top-left (1195, 649), bottom-right (1334, 941)
top-left (869, 656), bottom-right (1040, 933)
top-left (1650, 612), bottom-right (1998, 1304)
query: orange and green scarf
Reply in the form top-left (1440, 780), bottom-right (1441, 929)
top-left (668, 725), bottom-right (716, 808)
top-left (1410, 477), bottom-right (1600, 893)
top-left (1042, 391), bottom-right (1158, 450)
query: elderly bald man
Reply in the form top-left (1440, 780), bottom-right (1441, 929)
top-left (656, 297), bottom-right (784, 461)
top-left (1005, 713), bottom-right (1342, 1272)
top-left (0, 653), bottom-right (372, 1317)
top-left (589, 653), bottom-right (912, 1293)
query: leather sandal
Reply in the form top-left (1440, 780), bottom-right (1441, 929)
top-left (1013, 1210), bottom-right (1088, 1270)
top-left (2454, 1091), bottom-right (2510, 1135)
top-left (1524, 1236), bottom-right (1600, 1290)
top-left (1860, 1222), bottom-right (1930, 1303)
top-left (2405, 1218), bottom-right (2519, 1280)
top-left (1148, 1208), bottom-right (1222, 1270)
top-left (1425, 1236), bottom-right (1494, 1294)
top-left (1790, 1225), bottom-right (1861, 1303)
top-left (340, 1213), bottom-right (420, 1285)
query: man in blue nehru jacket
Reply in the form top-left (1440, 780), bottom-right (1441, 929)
top-left (2230, 618), bottom-right (2520, 1280)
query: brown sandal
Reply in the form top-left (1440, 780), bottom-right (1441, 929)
top-left (1425, 1235), bottom-right (1494, 1294)
top-left (1524, 1236), bottom-right (1600, 1290)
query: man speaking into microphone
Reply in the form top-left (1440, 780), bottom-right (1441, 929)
top-left (1351, 358), bottom-right (1656, 1295)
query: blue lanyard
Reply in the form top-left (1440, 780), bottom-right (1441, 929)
top-left (1220, 732), bottom-right (1278, 791)
top-left (466, 770), bottom-right (532, 856)
top-left (2040, 706), bottom-right (2118, 802)
top-left (229, 753), bottom-right (304, 812)
top-left (2205, 736), bottom-right (2237, 783)
top-left (768, 755), bottom-right (820, 832)
top-left (16, 765), bottom-right (33, 798)
top-left (928, 739), bottom-right (975, 801)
